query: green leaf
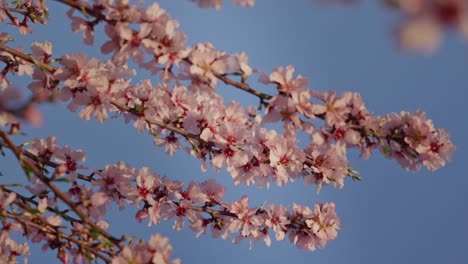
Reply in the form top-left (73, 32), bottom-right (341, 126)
top-left (80, 6), bottom-right (91, 18)
top-left (54, 177), bottom-right (70, 183)
top-left (42, 6), bottom-right (49, 20)
top-left (127, 235), bottom-right (137, 243)
top-left (33, 61), bottom-right (50, 72)
top-left (84, 252), bottom-right (95, 262)
top-left (21, 163), bottom-right (35, 181)
top-left (347, 167), bottom-right (362, 181)
top-left (0, 34), bottom-right (13, 43)
top-left (351, 175), bottom-right (363, 181)
top-left (382, 144), bottom-right (390, 156)
top-left (215, 218), bottom-right (224, 228)
top-left (229, 71), bottom-right (243, 76)
top-left (41, 166), bottom-right (49, 174)
top-left (99, 239), bottom-right (114, 248)
top-left (259, 201), bottom-right (267, 210)
top-left (8, 0), bottom-right (21, 6)
top-left (187, 138), bottom-right (201, 154)
top-left (90, 228), bottom-right (100, 239)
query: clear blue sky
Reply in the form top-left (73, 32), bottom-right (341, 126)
top-left (2, 0), bottom-right (468, 263)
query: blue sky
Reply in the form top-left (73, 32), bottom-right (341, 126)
top-left (2, 0), bottom-right (468, 263)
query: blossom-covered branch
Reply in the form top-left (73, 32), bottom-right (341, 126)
top-left (0, 132), bottom-right (341, 262)
top-left (0, 38), bottom-right (455, 193)
top-left (0, 130), bottom-right (124, 248)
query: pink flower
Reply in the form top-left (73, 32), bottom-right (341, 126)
top-left (190, 0), bottom-right (254, 9)
top-left (290, 89), bottom-right (316, 119)
top-left (225, 52), bottom-right (254, 78)
top-left (419, 128), bottom-right (456, 171)
top-left (199, 179), bottom-right (226, 204)
top-left (265, 204), bottom-right (290, 241)
top-left (311, 90), bottom-right (351, 127)
top-left (0, 191), bottom-right (16, 211)
top-left (135, 167), bottom-right (160, 206)
top-left (223, 102), bottom-right (247, 125)
top-left (377, 110), bottom-right (455, 171)
top-left (396, 0), bottom-right (468, 52)
top-left (135, 209), bottom-right (149, 223)
top-left (54, 54), bottom-right (92, 90)
top-left (75, 187), bottom-right (109, 220)
top-left (111, 244), bottom-right (152, 264)
top-left (191, 0), bottom-right (224, 10)
top-left (111, 233), bottom-right (180, 264)
top-left (54, 146), bottom-right (86, 181)
top-left (268, 137), bottom-right (305, 186)
top-left (3, 47), bottom-right (34, 77)
top-left (28, 137), bottom-right (59, 162)
top-left (189, 214), bottom-right (210, 238)
top-left (211, 145), bottom-right (249, 172)
top-left (188, 43), bottom-right (228, 86)
top-left (289, 230), bottom-right (317, 251)
top-left (288, 204), bottom-right (317, 251)
top-left (148, 234), bottom-right (181, 264)
top-left (142, 3), bottom-right (166, 22)
top-left (31, 41), bottom-right (52, 63)
top-left (263, 95), bottom-right (297, 124)
top-left (76, 76), bottom-right (120, 123)
top-left (147, 203), bottom-right (169, 227)
top-left (267, 65), bottom-right (308, 93)
top-left (232, 0), bottom-right (255, 7)
top-left (154, 133), bottom-right (182, 156)
top-left (304, 143), bottom-right (348, 191)
top-left (231, 158), bottom-right (272, 187)
top-left (28, 69), bottom-right (57, 98)
top-left (307, 203), bottom-right (340, 242)
top-left (228, 196), bottom-right (264, 241)
top-left (101, 24), bottom-right (120, 55)
top-left (20, 104), bottom-right (43, 127)
top-left (121, 80), bottom-right (161, 132)
top-left (0, 230), bottom-right (30, 261)
top-left (399, 17), bottom-right (441, 53)
top-left (93, 162), bottom-right (135, 208)
top-left (114, 22), bottom-right (154, 63)
top-left (176, 181), bottom-right (207, 204)
top-left (183, 103), bottom-right (221, 141)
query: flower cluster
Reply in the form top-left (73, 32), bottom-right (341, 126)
top-left (0, 0), bottom-right (48, 35)
top-left (0, 182), bottom-right (181, 264)
top-left (1, 33), bottom-right (448, 190)
top-left (111, 234), bottom-right (179, 264)
top-left (0, 190), bottom-right (30, 263)
top-left (376, 110), bottom-right (455, 171)
top-left (95, 163), bottom-right (341, 251)
top-left (27, 136), bottom-right (340, 251)
top-left (0, 134), bottom-right (341, 263)
top-left (388, 0), bottom-right (468, 52)
top-left (28, 136), bottom-right (86, 181)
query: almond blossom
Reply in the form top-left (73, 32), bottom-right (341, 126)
top-left (0, 0), bottom-right (457, 263)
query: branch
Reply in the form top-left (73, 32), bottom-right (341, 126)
top-left (0, 44), bottom-right (55, 72)
top-left (1, 211), bottom-right (114, 263)
top-left (0, 129), bottom-right (124, 249)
